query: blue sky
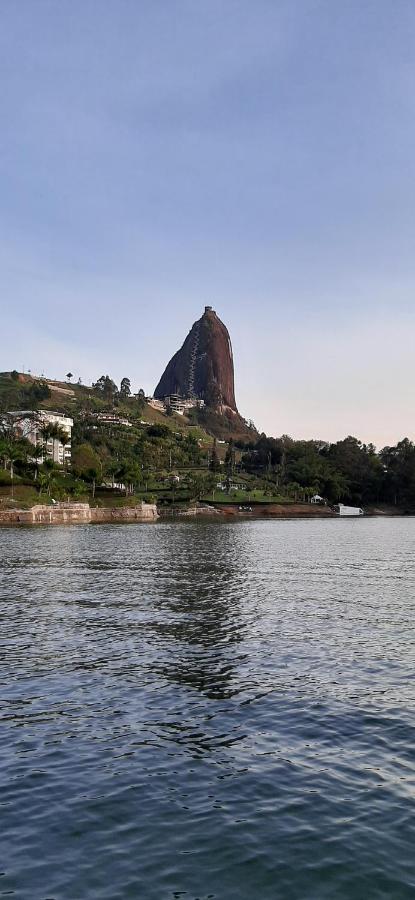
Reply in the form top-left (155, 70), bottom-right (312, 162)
top-left (1, 0), bottom-right (415, 447)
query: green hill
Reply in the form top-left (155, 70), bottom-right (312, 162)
top-left (2, 371), bottom-right (415, 513)
top-left (0, 371), bottom-right (261, 507)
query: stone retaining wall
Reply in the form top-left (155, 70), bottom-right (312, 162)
top-left (0, 502), bottom-right (158, 526)
top-left (90, 505), bottom-right (158, 523)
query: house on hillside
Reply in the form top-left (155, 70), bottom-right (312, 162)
top-left (88, 413), bottom-right (132, 427)
top-left (147, 395), bottom-right (205, 416)
top-left (216, 481), bottom-right (246, 492)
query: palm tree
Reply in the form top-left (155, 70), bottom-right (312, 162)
top-left (38, 469), bottom-right (55, 497)
top-left (3, 442), bottom-right (23, 500)
top-left (40, 423), bottom-right (54, 461)
top-left (31, 444), bottom-right (44, 480)
top-left (55, 426), bottom-right (70, 469)
top-left (37, 471), bottom-right (48, 496)
top-left (286, 481), bottom-right (302, 502)
top-left (40, 423), bottom-right (69, 467)
top-left (118, 461), bottom-right (141, 496)
top-left (104, 460), bottom-right (120, 489)
top-left (0, 436), bottom-right (9, 471)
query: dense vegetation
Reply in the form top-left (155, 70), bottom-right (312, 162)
top-left (238, 434), bottom-right (415, 507)
top-left (1, 371), bottom-right (415, 510)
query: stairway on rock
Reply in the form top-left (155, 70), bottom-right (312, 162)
top-left (187, 322), bottom-right (200, 397)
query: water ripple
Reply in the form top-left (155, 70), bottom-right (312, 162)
top-left (1, 519), bottom-right (415, 898)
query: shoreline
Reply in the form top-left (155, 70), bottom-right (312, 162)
top-left (0, 501), bottom-right (158, 527)
top-left (0, 501), bottom-right (413, 527)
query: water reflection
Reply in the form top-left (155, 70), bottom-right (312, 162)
top-left (3, 520), bottom-right (415, 899)
top-left (148, 525), bottom-right (247, 700)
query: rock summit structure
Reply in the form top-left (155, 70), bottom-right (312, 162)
top-left (154, 307), bottom-right (238, 412)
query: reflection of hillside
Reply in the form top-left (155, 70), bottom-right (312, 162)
top-left (149, 524), bottom-right (248, 700)
top-left (48, 523), bottom-right (250, 705)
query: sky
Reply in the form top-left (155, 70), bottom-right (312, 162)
top-left (1, 0), bottom-right (415, 448)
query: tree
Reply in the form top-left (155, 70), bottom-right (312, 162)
top-left (189, 472), bottom-right (217, 501)
top-left (24, 380), bottom-right (51, 409)
top-left (31, 444), bottom-right (44, 481)
top-left (147, 424), bottom-right (170, 438)
top-left (71, 443), bottom-right (103, 498)
top-left (120, 377), bottom-right (131, 398)
top-left (40, 423), bottom-right (54, 460)
top-left (209, 439), bottom-right (220, 472)
top-left (1, 441), bottom-right (26, 499)
top-left (326, 436), bottom-right (383, 504)
top-left (133, 388), bottom-right (146, 413)
top-left (380, 439), bottom-right (415, 506)
top-left (118, 461), bottom-right (142, 496)
top-left (286, 481), bottom-right (302, 501)
top-left (0, 419), bottom-right (32, 483)
top-left (38, 465), bottom-right (58, 497)
top-left (103, 459), bottom-right (120, 489)
top-left (93, 375), bottom-right (118, 402)
top-left (5, 443), bottom-right (22, 481)
top-left (41, 422), bottom-right (67, 465)
top-left (184, 433), bottom-right (201, 465)
top-left (224, 438), bottom-right (235, 475)
top-left (56, 426), bottom-right (70, 469)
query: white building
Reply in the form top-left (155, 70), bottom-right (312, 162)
top-left (147, 395), bottom-right (205, 416)
top-left (164, 395), bottom-right (205, 415)
top-left (146, 398), bottom-right (165, 412)
top-left (216, 481), bottom-right (246, 492)
top-left (9, 410), bottom-right (73, 465)
top-left (88, 413), bottom-right (132, 427)
top-left (334, 503), bottom-right (364, 517)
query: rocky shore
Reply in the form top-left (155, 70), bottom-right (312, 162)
top-left (158, 502), bottom-right (336, 519)
top-left (215, 503), bottom-right (336, 518)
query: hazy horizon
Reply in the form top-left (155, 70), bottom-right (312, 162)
top-left (2, 1), bottom-right (415, 449)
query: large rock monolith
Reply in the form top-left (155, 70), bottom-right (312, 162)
top-left (154, 307), bottom-right (237, 411)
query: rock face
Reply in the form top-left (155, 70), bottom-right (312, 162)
top-left (154, 307), bottom-right (237, 411)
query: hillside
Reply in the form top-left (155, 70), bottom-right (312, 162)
top-left (0, 371), bottom-right (254, 443)
top-left (0, 371), bottom-right (287, 509)
top-left (2, 371), bottom-right (415, 514)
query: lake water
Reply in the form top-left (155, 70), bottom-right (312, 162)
top-left (1, 518), bottom-right (415, 899)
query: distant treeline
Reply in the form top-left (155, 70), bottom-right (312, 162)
top-left (235, 434), bottom-right (415, 507)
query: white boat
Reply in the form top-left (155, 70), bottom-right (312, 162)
top-left (334, 503), bottom-right (364, 517)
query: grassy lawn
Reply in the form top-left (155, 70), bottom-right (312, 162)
top-left (202, 489), bottom-right (291, 504)
top-left (0, 476), bottom-right (291, 509)
top-left (0, 484), bottom-right (51, 508)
